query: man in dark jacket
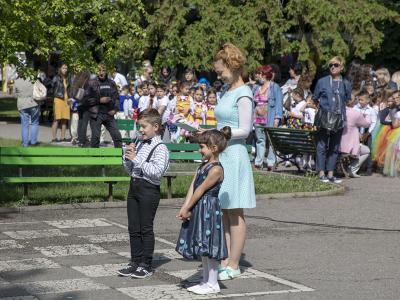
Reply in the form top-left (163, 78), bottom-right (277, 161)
top-left (90, 64), bottom-right (122, 148)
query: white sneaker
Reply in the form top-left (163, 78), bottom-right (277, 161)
top-left (186, 282), bottom-right (206, 292)
top-left (191, 283), bottom-right (220, 295)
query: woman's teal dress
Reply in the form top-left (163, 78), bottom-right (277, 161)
top-left (215, 85), bottom-right (256, 209)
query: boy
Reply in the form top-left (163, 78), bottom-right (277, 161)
top-left (118, 109), bottom-right (169, 278)
top-left (354, 90), bottom-right (377, 175)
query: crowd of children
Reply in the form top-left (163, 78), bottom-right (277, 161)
top-left (116, 75), bottom-right (222, 143)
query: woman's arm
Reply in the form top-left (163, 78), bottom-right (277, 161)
top-left (231, 97), bottom-right (253, 139)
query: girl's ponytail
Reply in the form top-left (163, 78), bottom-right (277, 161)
top-left (220, 126), bottom-right (232, 142)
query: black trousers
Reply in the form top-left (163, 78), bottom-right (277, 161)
top-left (91, 112), bottom-right (122, 148)
top-left (127, 178), bottom-right (160, 268)
top-left (364, 134), bottom-right (373, 172)
top-left (77, 109), bottom-right (92, 145)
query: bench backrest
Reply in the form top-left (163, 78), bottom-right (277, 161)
top-left (0, 142), bottom-right (252, 166)
top-left (117, 119), bottom-right (216, 131)
top-left (265, 127), bottom-right (316, 155)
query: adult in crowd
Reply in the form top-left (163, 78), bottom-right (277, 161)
top-left (390, 71), bottom-right (400, 91)
top-left (182, 68), bottom-right (197, 89)
top-left (213, 43), bottom-right (256, 280)
top-left (313, 56), bottom-right (352, 183)
top-left (281, 62), bottom-right (302, 98)
top-left (340, 92), bottom-right (371, 177)
top-left (158, 65), bottom-right (175, 86)
top-left (253, 65), bottom-right (283, 170)
top-left (72, 71), bottom-right (99, 147)
top-left (135, 64), bottom-right (153, 89)
top-left (375, 68), bottom-right (398, 92)
top-left (51, 62), bottom-right (73, 142)
top-left (112, 67), bottom-right (128, 92)
top-left (16, 77), bottom-right (39, 147)
top-left (91, 64), bottom-right (122, 148)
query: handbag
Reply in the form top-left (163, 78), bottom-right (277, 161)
top-left (74, 77), bottom-right (88, 101)
top-left (314, 108), bottom-right (344, 132)
top-left (74, 87), bottom-right (85, 101)
top-left (32, 80), bottom-right (47, 102)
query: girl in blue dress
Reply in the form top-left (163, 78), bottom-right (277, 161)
top-left (176, 127), bottom-right (231, 295)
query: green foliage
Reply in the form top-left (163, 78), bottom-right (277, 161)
top-left (144, 0), bottom-right (399, 73)
top-left (0, 0), bottom-right (145, 76)
top-left (1, 0), bottom-right (399, 76)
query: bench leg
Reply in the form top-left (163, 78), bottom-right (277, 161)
top-left (23, 184), bottom-right (28, 200)
top-left (107, 183), bottom-right (114, 202)
top-left (167, 177), bottom-right (173, 199)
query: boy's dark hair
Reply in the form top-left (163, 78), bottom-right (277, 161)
top-left (290, 62), bottom-right (303, 76)
top-left (157, 83), bottom-right (167, 91)
top-left (213, 80), bottom-right (223, 91)
top-left (195, 126), bottom-right (232, 153)
top-left (121, 85), bottom-right (129, 91)
top-left (357, 89), bottom-right (371, 98)
top-left (138, 109), bottom-right (162, 133)
top-left (140, 81), bottom-right (149, 89)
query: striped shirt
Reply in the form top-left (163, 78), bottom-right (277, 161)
top-left (123, 135), bottom-right (169, 185)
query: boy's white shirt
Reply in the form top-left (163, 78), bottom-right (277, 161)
top-left (354, 103), bottom-right (377, 134)
top-left (123, 98), bottom-right (133, 117)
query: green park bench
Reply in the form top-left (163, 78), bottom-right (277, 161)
top-left (0, 144), bottom-right (204, 201)
top-left (264, 127), bottom-right (317, 171)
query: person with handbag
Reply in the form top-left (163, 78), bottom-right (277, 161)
top-left (51, 62), bottom-right (73, 142)
top-left (313, 56), bottom-right (352, 183)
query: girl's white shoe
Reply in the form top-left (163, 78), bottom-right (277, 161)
top-left (186, 282), bottom-right (206, 292)
top-left (191, 283), bottom-right (220, 295)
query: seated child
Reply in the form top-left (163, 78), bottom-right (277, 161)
top-left (286, 87), bottom-right (306, 129)
top-left (176, 127), bottom-right (231, 295)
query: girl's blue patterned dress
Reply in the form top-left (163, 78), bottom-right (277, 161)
top-left (175, 162), bottom-right (228, 260)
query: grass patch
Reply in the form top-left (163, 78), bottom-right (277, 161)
top-left (0, 139), bottom-right (333, 206)
top-left (0, 98), bottom-right (19, 118)
top-left (0, 171), bottom-right (333, 207)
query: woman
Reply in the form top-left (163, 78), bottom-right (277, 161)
top-left (182, 68), bottom-right (197, 89)
top-left (158, 65), bottom-right (175, 86)
top-left (313, 56), bottom-right (352, 183)
top-left (51, 62), bottom-right (73, 142)
top-left (375, 68), bottom-right (397, 92)
top-left (213, 43), bottom-right (256, 280)
top-left (252, 65), bottom-right (283, 170)
top-left (340, 91), bottom-right (371, 177)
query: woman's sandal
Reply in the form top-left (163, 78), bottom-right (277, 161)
top-left (217, 266), bottom-right (241, 281)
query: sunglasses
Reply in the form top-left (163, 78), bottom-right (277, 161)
top-left (329, 63), bottom-right (341, 68)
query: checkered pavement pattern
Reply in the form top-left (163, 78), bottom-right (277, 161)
top-left (0, 218), bottom-right (313, 299)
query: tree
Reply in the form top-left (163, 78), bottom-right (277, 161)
top-left (143, 0), bottom-right (399, 74)
top-left (0, 0), bottom-right (146, 78)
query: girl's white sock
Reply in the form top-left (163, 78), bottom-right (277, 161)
top-left (201, 256), bottom-right (209, 283)
top-left (207, 258), bottom-right (219, 286)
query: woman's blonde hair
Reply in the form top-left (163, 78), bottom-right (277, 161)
top-left (329, 56), bottom-right (345, 66)
top-left (376, 68), bottom-right (391, 83)
top-left (213, 43), bottom-right (246, 73)
top-left (391, 71), bottom-right (400, 88)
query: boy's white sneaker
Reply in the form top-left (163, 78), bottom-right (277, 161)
top-left (191, 283), bottom-right (220, 295)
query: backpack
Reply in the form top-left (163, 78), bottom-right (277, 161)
top-left (32, 79), bottom-right (47, 102)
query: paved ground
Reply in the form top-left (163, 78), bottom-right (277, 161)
top-left (0, 174), bottom-right (399, 300)
top-left (1, 122), bottom-right (400, 299)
